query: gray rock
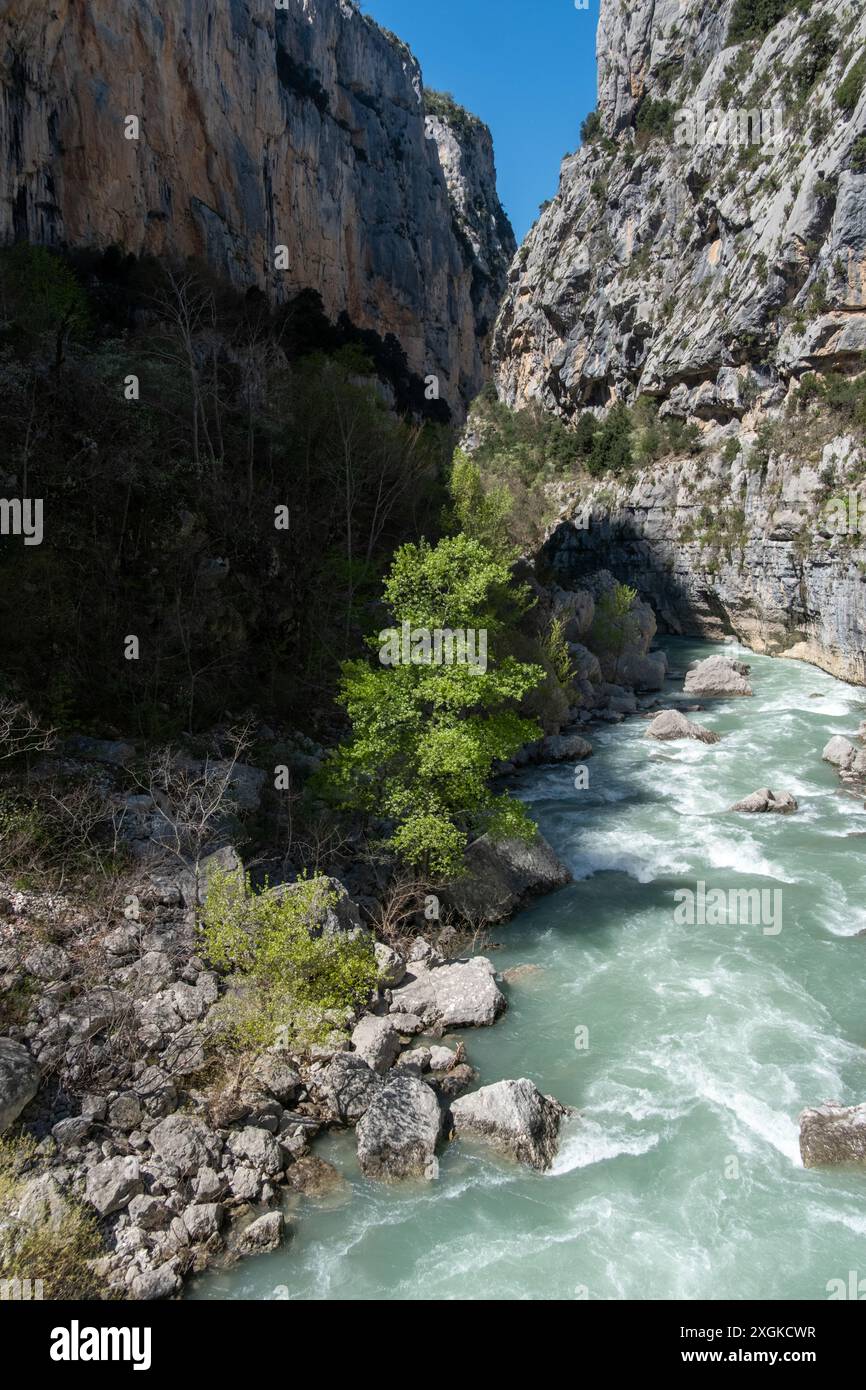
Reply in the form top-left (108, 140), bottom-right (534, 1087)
top-left (799, 1101), bottom-right (866, 1168)
top-left (539, 731), bottom-right (593, 762)
top-left (0, 1038), bottom-right (39, 1133)
top-left (645, 710), bottom-right (720, 744)
top-left (356, 1073), bottom-right (443, 1181)
top-left (85, 1155), bottom-right (143, 1215)
top-left (250, 1051), bottom-right (303, 1105)
top-left (322, 1051), bottom-right (383, 1123)
top-left (148, 1113), bottom-right (221, 1177)
top-left (182, 1202), bottom-right (223, 1242)
top-left (23, 943), bottom-right (70, 981)
top-left (226, 1126), bottom-right (282, 1176)
top-left (108, 1092), bottom-right (143, 1132)
top-left (442, 832), bottom-right (571, 925)
top-left (683, 655), bottom-right (753, 697)
top-left (374, 941), bottom-right (406, 989)
top-left (449, 1078), bottom-right (569, 1171)
top-left (238, 1211), bottom-right (284, 1254)
top-left (823, 736), bottom-right (858, 771)
top-left (350, 1014), bottom-right (401, 1075)
top-left (729, 788), bottom-right (798, 814)
top-left (129, 1258), bottom-right (182, 1301)
top-left (390, 955), bottom-right (506, 1029)
top-left (128, 1194), bottom-right (172, 1231)
top-left (51, 1116), bottom-right (92, 1147)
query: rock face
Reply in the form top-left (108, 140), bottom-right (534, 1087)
top-left (0, 1038), bottom-right (39, 1133)
top-left (0, 0), bottom-right (514, 415)
top-left (823, 735), bottom-right (858, 770)
top-left (390, 954), bottom-right (506, 1030)
top-left (449, 1078), bottom-right (569, 1171)
top-left (356, 1073), bottom-right (442, 1181)
top-left (799, 1101), bottom-right (866, 1168)
top-left (729, 788), bottom-right (798, 814)
top-left (494, 0), bottom-right (866, 683)
top-left (495, 0), bottom-right (866, 415)
top-left (442, 833), bottom-right (572, 925)
top-left (684, 656), bottom-right (753, 697)
top-left (645, 710), bottom-right (720, 744)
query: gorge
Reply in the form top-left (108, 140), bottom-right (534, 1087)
top-left (1, 0), bottom-right (865, 1311)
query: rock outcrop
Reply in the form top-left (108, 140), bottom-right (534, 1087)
top-left (494, 0), bottom-right (866, 683)
top-left (728, 788), bottom-right (798, 813)
top-left (442, 833), bottom-right (572, 925)
top-left (355, 1072), bottom-right (442, 1181)
top-left (390, 953), bottom-right (506, 1030)
top-left (0, 1038), bottom-right (39, 1133)
top-left (0, 0), bottom-right (514, 414)
top-left (684, 655), bottom-right (753, 697)
top-left (645, 709), bottom-right (720, 743)
top-left (448, 1078), bottom-right (569, 1171)
top-left (799, 1100), bottom-right (866, 1167)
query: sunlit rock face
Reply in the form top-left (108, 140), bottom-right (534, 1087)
top-left (494, 0), bottom-right (866, 416)
top-left (0, 0), bottom-right (514, 414)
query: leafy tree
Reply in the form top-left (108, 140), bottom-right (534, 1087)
top-left (0, 244), bottom-right (89, 369)
top-left (587, 402), bottom-right (634, 477)
top-left (323, 536), bottom-right (544, 877)
top-left (836, 56), bottom-right (866, 113)
top-left (590, 583), bottom-right (640, 683)
top-left (446, 450), bottom-right (514, 560)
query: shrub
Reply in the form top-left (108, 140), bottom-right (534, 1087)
top-left (835, 55), bottom-right (866, 113)
top-left (0, 1135), bottom-right (104, 1300)
top-left (851, 134), bottom-right (866, 173)
top-left (635, 98), bottom-right (675, 140)
top-left (728, 0), bottom-right (804, 44)
top-left (587, 403), bottom-right (634, 477)
top-left (580, 110), bottom-right (602, 143)
top-left (201, 871), bottom-right (377, 1048)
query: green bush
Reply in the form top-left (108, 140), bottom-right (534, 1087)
top-left (836, 55), bottom-right (866, 113)
top-left (728, 0), bottom-right (805, 44)
top-left (0, 1135), bottom-right (104, 1300)
top-left (580, 110), bottom-right (602, 143)
top-left (851, 134), bottom-right (866, 173)
top-left (587, 403), bottom-right (634, 477)
top-left (201, 871), bottom-right (377, 1049)
top-left (635, 98), bottom-right (675, 140)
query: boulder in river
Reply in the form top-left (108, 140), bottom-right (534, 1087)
top-left (822, 735), bottom-right (858, 771)
top-left (799, 1101), bottom-right (866, 1168)
top-left (356, 1073), bottom-right (442, 1181)
top-left (539, 731), bottom-right (593, 762)
top-left (645, 710), bottom-right (720, 744)
top-left (322, 1051), bottom-right (383, 1123)
top-left (441, 832), bottom-right (571, 925)
top-left (448, 1078), bottom-right (569, 1171)
top-left (683, 654), bottom-right (753, 696)
top-left (0, 1038), bottom-right (39, 1133)
top-left (729, 788), bottom-right (798, 814)
top-left (390, 954), bottom-right (506, 1029)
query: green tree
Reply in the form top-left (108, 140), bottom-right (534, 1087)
top-left (323, 536), bottom-right (544, 877)
top-left (446, 450), bottom-right (514, 560)
top-left (0, 244), bottom-right (89, 369)
top-left (588, 402), bottom-right (634, 477)
top-left (590, 583), bottom-right (640, 683)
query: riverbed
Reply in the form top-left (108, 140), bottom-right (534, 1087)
top-left (190, 638), bottom-right (866, 1301)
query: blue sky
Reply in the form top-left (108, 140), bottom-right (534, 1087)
top-left (362, 0), bottom-right (601, 244)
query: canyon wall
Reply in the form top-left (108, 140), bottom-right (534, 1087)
top-left (0, 0), bottom-right (514, 413)
top-left (492, 0), bottom-right (866, 679)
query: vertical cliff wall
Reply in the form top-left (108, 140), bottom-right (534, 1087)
top-left (0, 0), bottom-right (514, 413)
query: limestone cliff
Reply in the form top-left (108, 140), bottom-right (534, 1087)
top-left (491, 0), bottom-right (866, 680)
top-left (0, 0), bottom-right (514, 413)
top-left (494, 0), bottom-right (866, 415)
